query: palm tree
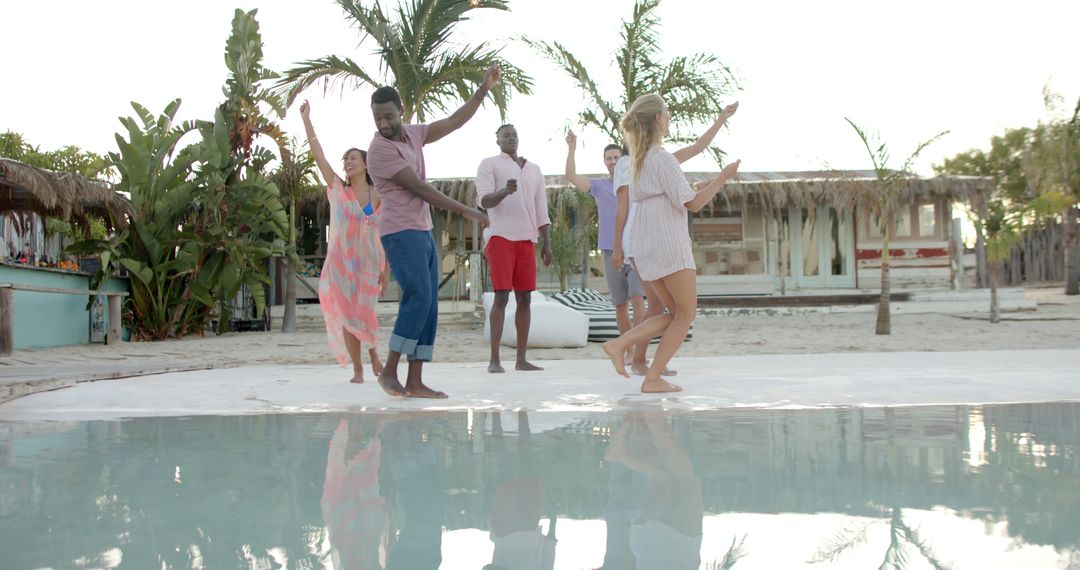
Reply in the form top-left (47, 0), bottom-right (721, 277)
top-left (271, 141), bottom-right (322, 333)
top-left (846, 119), bottom-right (947, 335)
top-left (275, 0), bottom-right (533, 122)
top-left (526, 0), bottom-right (738, 162)
top-left (810, 504), bottom-right (952, 569)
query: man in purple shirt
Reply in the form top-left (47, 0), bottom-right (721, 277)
top-left (564, 131), bottom-right (644, 363)
top-left (367, 65), bottom-right (496, 399)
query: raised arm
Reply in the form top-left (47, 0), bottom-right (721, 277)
top-left (564, 130), bottom-right (592, 193)
top-left (672, 102), bottom-right (738, 164)
top-left (387, 166), bottom-right (489, 226)
top-left (684, 160), bottom-right (741, 213)
top-left (425, 64), bottom-right (501, 145)
top-left (299, 100), bottom-right (341, 187)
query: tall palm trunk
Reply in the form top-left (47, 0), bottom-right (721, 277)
top-left (1065, 205), bottom-right (1079, 295)
top-left (875, 211), bottom-right (893, 335)
top-left (989, 259), bottom-right (1002, 323)
top-left (281, 196), bottom-right (298, 333)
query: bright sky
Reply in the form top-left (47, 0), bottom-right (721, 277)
top-left (3, 0), bottom-right (1079, 181)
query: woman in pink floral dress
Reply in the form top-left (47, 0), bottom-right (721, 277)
top-left (301, 100), bottom-right (388, 383)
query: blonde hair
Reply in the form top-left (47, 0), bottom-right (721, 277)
top-left (619, 93), bottom-right (665, 181)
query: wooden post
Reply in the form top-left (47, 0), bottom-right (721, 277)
top-left (107, 295), bottom-right (122, 345)
top-left (0, 288), bottom-right (12, 357)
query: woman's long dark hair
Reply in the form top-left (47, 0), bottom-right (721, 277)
top-left (342, 147), bottom-right (373, 186)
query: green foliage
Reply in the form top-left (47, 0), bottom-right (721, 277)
top-left (527, 0), bottom-right (738, 164)
top-left (276, 0), bottom-right (533, 122)
top-left (66, 10), bottom-right (292, 340)
top-left (934, 127), bottom-right (1034, 203)
top-left (544, 187), bottom-right (595, 290)
top-left (0, 132), bottom-right (108, 178)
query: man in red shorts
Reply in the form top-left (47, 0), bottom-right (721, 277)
top-left (476, 124), bottom-right (553, 373)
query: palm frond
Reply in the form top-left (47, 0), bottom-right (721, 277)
top-left (706, 534), bottom-right (749, 569)
top-left (618, 0), bottom-right (662, 103)
top-left (273, 56), bottom-right (380, 107)
top-left (809, 521), bottom-right (876, 563)
top-left (524, 37), bottom-right (621, 136)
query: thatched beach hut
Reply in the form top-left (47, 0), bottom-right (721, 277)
top-left (0, 157), bottom-right (132, 231)
top-left (428, 170), bottom-right (993, 295)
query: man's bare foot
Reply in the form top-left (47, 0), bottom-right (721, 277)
top-left (602, 341), bottom-right (630, 378)
top-left (405, 383), bottom-right (448, 399)
top-left (516, 361), bottom-right (543, 371)
top-left (641, 377), bottom-right (683, 393)
top-left (377, 369), bottom-right (406, 397)
top-left (488, 362), bottom-right (506, 373)
top-left (349, 369), bottom-right (365, 384)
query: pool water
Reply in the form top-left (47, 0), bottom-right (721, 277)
top-left (1, 403), bottom-right (1078, 569)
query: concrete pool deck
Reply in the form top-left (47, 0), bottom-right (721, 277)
top-left (0, 349), bottom-right (1076, 421)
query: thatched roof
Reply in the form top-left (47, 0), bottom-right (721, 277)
top-left (0, 158), bottom-right (132, 228)
top-left (429, 170), bottom-right (995, 214)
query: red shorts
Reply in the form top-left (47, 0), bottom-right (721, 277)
top-left (485, 236), bottom-right (536, 292)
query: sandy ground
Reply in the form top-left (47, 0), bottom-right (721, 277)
top-left (21, 286), bottom-right (1074, 371)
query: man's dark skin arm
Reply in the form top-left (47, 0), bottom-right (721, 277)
top-left (479, 178), bottom-right (518, 209)
top-left (388, 167), bottom-right (489, 225)
top-left (426, 64), bottom-right (501, 145)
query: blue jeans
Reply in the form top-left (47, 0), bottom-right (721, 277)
top-left (381, 229), bottom-right (439, 362)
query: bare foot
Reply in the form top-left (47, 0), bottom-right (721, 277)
top-left (488, 362), bottom-right (506, 373)
top-left (516, 361), bottom-right (544, 371)
top-left (377, 369), bottom-right (406, 397)
top-left (405, 383), bottom-right (449, 399)
top-left (633, 360), bottom-right (677, 377)
top-left (602, 341), bottom-right (630, 378)
top-left (641, 377), bottom-right (683, 393)
top-left (369, 350), bottom-right (384, 376)
top-left (349, 369), bottom-right (365, 384)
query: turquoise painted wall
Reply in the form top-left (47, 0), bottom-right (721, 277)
top-left (0, 264), bottom-right (129, 349)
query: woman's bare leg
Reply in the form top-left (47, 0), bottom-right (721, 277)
top-left (641, 270), bottom-right (697, 393)
top-left (343, 328), bottom-right (365, 383)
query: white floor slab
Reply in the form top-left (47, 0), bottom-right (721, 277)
top-left (1, 349), bottom-right (1077, 421)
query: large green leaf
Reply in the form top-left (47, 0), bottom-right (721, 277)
top-left (119, 258), bottom-right (154, 287)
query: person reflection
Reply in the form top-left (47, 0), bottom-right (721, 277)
top-left (484, 410), bottom-right (557, 570)
top-left (380, 414), bottom-right (446, 570)
top-left (321, 418), bottom-right (390, 570)
top-left (604, 412), bottom-right (703, 570)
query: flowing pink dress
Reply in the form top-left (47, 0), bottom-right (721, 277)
top-left (318, 179), bottom-right (384, 366)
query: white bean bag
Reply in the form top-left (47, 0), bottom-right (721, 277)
top-left (549, 288), bottom-right (694, 343)
top-left (482, 291), bottom-right (589, 348)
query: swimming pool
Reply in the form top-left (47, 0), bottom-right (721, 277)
top-left (2, 403), bottom-right (1077, 569)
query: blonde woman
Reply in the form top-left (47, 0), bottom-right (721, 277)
top-left (602, 94), bottom-right (740, 393)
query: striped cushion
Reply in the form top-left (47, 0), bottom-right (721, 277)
top-left (549, 288), bottom-right (693, 343)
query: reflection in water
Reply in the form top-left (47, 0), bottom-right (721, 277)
top-left (605, 413), bottom-right (704, 569)
top-left (321, 419), bottom-right (388, 569)
top-left (485, 411), bottom-right (556, 570)
top-left (1, 404), bottom-right (1078, 568)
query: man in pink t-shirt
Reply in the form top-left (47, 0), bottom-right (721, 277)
top-left (475, 124), bottom-right (553, 374)
top-left (366, 65), bottom-right (496, 399)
